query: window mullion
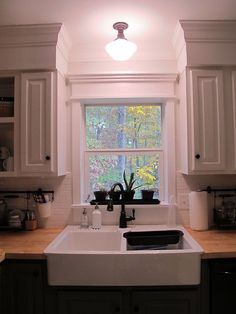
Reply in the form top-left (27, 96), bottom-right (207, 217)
top-left (85, 148), bottom-right (164, 153)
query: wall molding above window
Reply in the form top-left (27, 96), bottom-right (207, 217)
top-left (67, 72), bottom-right (178, 101)
top-left (67, 73), bottom-right (178, 84)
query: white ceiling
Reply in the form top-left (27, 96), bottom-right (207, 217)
top-left (0, 0), bottom-right (236, 62)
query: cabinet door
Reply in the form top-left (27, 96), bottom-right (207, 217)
top-left (210, 259), bottom-right (236, 314)
top-left (0, 264), bottom-right (4, 314)
top-left (5, 260), bottom-right (44, 314)
top-left (189, 69), bottom-right (225, 172)
top-left (131, 290), bottom-right (199, 314)
top-left (21, 72), bottom-right (54, 173)
top-left (232, 71), bottom-right (236, 170)
top-left (57, 291), bottom-right (123, 314)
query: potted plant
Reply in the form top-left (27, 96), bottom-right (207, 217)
top-left (122, 171), bottom-right (142, 201)
top-left (93, 186), bottom-right (108, 201)
top-left (137, 166), bottom-right (157, 201)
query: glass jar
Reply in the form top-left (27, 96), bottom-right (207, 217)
top-left (8, 214), bottom-right (21, 228)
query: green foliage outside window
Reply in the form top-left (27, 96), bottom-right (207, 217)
top-left (85, 104), bottom-right (162, 198)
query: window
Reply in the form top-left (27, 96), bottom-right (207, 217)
top-left (68, 73), bottom-right (178, 206)
top-left (81, 103), bottom-right (165, 201)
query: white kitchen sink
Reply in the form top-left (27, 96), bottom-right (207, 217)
top-left (44, 225), bottom-right (203, 286)
top-left (51, 229), bottom-right (123, 251)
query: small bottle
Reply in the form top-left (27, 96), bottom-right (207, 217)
top-left (80, 208), bottom-right (89, 229)
top-left (92, 203), bottom-right (102, 229)
top-left (167, 195), bottom-right (177, 227)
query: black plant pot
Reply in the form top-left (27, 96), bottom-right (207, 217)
top-left (122, 190), bottom-right (135, 201)
top-left (94, 191), bottom-right (107, 201)
top-left (141, 190), bottom-right (154, 201)
top-left (109, 190), bottom-right (121, 201)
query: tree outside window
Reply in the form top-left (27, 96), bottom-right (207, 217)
top-left (85, 104), bottom-right (163, 199)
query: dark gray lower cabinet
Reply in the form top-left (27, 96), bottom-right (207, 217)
top-left (56, 290), bottom-right (124, 314)
top-left (131, 289), bottom-right (199, 314)
top-left (45, 286), bottom-right (199, 314)
top-left (4, 260), bottom-right (45, 314)
top-left (0, 264), bottom-right (3, 314)
top-left (3, 254), bottom-right (236, 314)
top-left (2, 259), bottom-right (201, 314)
top-left (210, 259), bottom-right (236, 314)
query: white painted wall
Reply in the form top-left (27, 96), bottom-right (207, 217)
top-left (2, 21), bottom-right (236, 229)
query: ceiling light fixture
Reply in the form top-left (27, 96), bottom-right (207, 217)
top-left (105, 22), bottom-right (137, 61)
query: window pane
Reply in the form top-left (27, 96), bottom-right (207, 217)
top-left (88, 153), bottom-right (161, 199)
top-left (86, 105), bottom-right (162, 149)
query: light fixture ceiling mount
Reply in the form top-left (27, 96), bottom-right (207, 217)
top-left (113, 22), bottom-right (128, 38)
top-left (105, 22), bottom-right (137, 61)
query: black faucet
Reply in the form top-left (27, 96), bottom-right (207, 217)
top-left (119, 203), bottom-right (135, 228)
top-left (107, 182), bottom-right (135, 228)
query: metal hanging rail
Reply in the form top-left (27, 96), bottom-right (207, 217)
top-left (202, 186), bottom-right (236, 193)
top-left (0, 188), bottom-right (54, 201)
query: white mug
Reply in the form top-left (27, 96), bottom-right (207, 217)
top-left (3, 156), bottom-right (14, 171)
top-left (0, 146), bottom-right (10, 159)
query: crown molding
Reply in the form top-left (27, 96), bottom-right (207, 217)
top-left (0, 23), bottom-right (71, 54)
top-left (0, 23), bottom-right (62, 47)
top-left (67, 73), bottom-right (178, 85)
top-left (0, 23), bottom-right (71, 73)
top-left (173, 20), bottom-right (236, 70)
top-left (173, 20), bottom-right (236, 51)
top-left (180, 20), bottom-right (236, 42)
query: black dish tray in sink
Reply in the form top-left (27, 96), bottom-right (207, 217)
top-left (123, 230), bottom-right (184, 250)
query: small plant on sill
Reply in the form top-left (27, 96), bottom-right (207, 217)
top-left (93, 185), bottom-right (108, 201)
top-left (136, 166), bottom-right (157, 200)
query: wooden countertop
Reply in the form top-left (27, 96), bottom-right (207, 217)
top-left (186, 227), bottom-right (236, 259)
top-left (0, 227), bottom-right (63, 261)
top-left (1, 226), bottom-right (236, 261)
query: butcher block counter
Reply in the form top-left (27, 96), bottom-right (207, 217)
top-left (186, 227), bottom-right (236, 259)
top-left (0, 227), bottom-right (63, 261)
top-left (1, 226), bottom-right (236, 261)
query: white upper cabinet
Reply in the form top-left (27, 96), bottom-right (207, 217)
top-left (232, 71), bottom-right (236, 170)
top-left (0, 24), bottom-right (70, 177)
top-left (174, 21), bottom-right (236, 175)
top-left (21, 72), bottom-right (53, 173)
top-left (188, 69), bottom-right (226, 172)
top-left (20, 71), bottom-right (68, 176)
top-left (179, 68), bottom-right (236, 174)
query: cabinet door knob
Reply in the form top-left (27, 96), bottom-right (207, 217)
top-left (45, 155), bottom-right (51, 161)
top-left (195, 154), bottom-right (201, 159)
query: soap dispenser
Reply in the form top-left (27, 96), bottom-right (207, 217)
top-left (92, 203), bottom-right (102, 229)
top-left (80, 208), bottom-right (89, 229)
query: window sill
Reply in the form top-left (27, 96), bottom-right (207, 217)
top-left (71, 202), bottom-right (169, 210)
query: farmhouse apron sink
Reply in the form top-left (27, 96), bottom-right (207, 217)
top-left (44, 225), bottom-right (203, 286)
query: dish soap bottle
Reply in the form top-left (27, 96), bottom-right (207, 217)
top-left (80, 208), bottom-right (89, 229)
top-left (167, 195), bottom-right (177, 227)
top-left (92, 203), bottom-right (101, 229)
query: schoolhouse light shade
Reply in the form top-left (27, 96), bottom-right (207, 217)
top-left (105, 22), bottom-right (137, 61)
